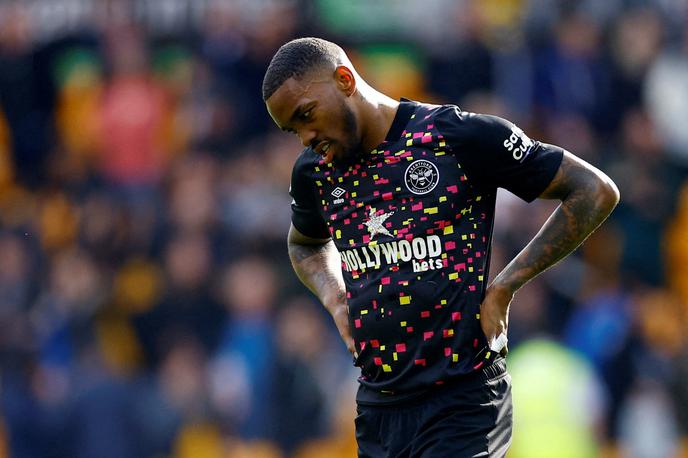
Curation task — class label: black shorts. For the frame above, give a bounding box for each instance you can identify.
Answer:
[355,360,513,458]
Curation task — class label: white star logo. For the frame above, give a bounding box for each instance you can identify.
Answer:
[364,208,395,239]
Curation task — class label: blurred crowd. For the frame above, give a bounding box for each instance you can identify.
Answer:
[0,0,687,457]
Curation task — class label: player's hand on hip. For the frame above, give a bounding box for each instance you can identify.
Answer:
[330,302,356,358]
[479,284,513,356]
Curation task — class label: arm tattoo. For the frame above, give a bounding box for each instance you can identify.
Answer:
[288,239,347,311]
[493,153,619,293]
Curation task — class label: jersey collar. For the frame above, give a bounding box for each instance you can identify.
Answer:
[384,98,418,142]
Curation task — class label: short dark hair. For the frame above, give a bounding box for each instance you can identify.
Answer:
[262,37,342,101]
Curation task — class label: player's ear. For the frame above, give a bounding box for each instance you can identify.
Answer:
[334,66,356,96]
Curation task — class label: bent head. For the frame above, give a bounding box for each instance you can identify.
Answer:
[263,37,363,165]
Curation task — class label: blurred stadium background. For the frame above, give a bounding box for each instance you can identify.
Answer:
[0,0,686,457]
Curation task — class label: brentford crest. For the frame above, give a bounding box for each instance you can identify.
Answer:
[405,159,439,195]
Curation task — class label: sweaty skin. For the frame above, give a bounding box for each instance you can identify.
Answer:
[270,68,620,357]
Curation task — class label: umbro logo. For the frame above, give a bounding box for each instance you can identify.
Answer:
[331,187,346,204]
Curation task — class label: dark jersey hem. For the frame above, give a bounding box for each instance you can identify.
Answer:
[356,357,507,406]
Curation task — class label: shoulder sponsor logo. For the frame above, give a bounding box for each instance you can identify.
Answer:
[404,160,439,195]
[503,126,534,161]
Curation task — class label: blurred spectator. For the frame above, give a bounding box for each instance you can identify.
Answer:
[97,25,169,187]
[70,376,144,458]
[134,231,224,366]
[37,191,79,252]
[534,11,614,134]
[54,47,103,179]
[608,7,663,129]
[508,339,605,458]
[269,297,331,453]
[32,248,106,372]
[608,108,681,285]
[672,347,688,441]
[158,337,209,421]
[217,135,293,245]
[78,191,131,263]
[0,4,55,187]
[645,27,688,164]
[167,154,219,234]
[210,256,278,439]
[295,388,358,458]
[0,233,36,362]
[666,182,688,304]
[132,336,210,458]
[564,287,634,438]
[617,380,681,458]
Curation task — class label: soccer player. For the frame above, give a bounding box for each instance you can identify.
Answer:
[262,38,619,457]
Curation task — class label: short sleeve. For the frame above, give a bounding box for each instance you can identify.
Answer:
[435,107,563,202]
[290,152,331,239]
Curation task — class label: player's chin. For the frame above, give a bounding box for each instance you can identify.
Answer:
[332,147,359,169]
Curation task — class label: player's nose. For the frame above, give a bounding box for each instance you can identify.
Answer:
[299,129,317,148]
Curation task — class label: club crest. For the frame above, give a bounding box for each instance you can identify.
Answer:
[404,160,439,195]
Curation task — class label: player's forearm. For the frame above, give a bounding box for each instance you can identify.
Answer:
[288,238,347,313]
[492,164,619,295]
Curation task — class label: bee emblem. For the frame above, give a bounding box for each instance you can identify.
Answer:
[405,160,439,195]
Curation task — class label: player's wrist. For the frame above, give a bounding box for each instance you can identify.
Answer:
[488,278,518,298]
[327,302,348,319]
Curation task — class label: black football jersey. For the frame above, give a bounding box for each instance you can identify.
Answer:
[289,99,563,404]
